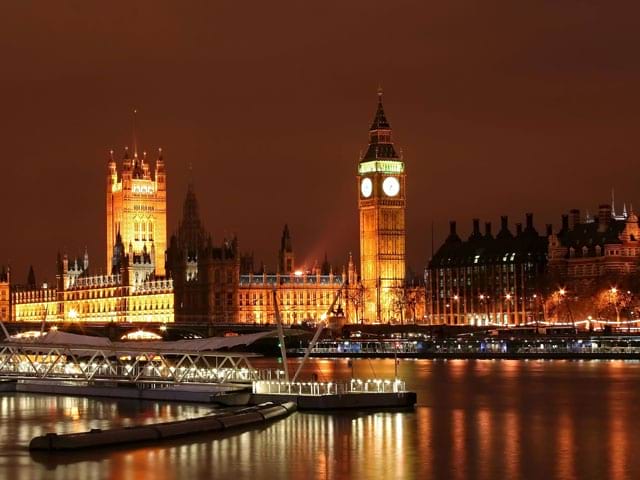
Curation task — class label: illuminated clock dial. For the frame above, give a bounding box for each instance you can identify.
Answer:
[361,177,373,198]
[382,177,400,197]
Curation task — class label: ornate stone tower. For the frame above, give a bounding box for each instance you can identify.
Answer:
[358,90,406,322]
[106,146,167,276]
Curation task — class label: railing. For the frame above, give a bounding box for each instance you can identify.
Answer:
[252,378,406,395]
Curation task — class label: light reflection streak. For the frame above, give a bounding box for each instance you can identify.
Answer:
[0,360,639,479]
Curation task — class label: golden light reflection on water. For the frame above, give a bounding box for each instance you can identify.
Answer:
[1,360,640,479]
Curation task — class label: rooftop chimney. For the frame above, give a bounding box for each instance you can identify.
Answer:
[516,223,523,236]
[472,218,480,236]
[526,213,534,230]
[449,221,457,236]
[569,209,580,230]
[501,216,508,230]
[546,224,553,236]
[598,204,612,232]
[561,214,569,232]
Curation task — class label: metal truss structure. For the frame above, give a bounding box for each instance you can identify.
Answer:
[0,341,262,385]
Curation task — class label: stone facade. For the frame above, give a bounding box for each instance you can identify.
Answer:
[358,90,407,322]
[106,146,167,276]
[11,247,173,324]
[548,204,640,292]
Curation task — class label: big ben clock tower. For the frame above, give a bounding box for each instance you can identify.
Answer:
[358,89,406,322]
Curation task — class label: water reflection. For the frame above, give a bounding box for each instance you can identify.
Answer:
[2,360,640,479]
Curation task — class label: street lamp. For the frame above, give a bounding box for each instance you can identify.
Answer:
[556,288,566,324]
[504,293,512,326]
[479,294,490,325]
[453,295,460,325]
[609,287,621,325]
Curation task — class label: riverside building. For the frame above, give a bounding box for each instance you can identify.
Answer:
[357,89,407,322]
[548,203,640,292]
[426,215,549,326]
[11,146,174,324]
[9,93,423,325]
[166,184,357,324]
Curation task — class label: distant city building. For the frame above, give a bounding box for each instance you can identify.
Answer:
[427,215,549,325]
[358,89,407,321]
[548,203,640,292]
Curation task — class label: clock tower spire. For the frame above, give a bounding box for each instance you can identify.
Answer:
[358,89,406,322]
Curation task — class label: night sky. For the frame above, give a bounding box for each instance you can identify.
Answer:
[2,1,640,283]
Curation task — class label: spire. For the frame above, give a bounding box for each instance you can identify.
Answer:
[623,203,628,218]
[628,203,638,223]
[279,225,294,273]
[321,252,331,275]
[612,188,616,217]
[177,182,206,253]
[362,88,398,161]
[371,86,390,130]
[132,108,139,157]
[280,224,292,253]
[27,265,36,289]
[585,209,592,223]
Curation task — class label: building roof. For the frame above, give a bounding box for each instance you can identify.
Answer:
[557,219,625,249]
[362,91,398,161]
[429,218,548,268]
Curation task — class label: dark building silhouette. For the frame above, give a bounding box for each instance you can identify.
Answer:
[427,214,549,325]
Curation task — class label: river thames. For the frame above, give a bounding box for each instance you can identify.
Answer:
[2,358,640,480]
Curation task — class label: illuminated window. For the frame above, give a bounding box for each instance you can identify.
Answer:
[142,222,147,241]
[134,222,140,241]
[148,221,154,241]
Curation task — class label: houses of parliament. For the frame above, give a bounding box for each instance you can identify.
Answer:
[4,92,421,325]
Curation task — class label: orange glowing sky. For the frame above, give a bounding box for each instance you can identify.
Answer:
[1,1,640,282]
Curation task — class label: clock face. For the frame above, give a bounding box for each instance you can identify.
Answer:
[360,177,373,198]
[382,176,400,197]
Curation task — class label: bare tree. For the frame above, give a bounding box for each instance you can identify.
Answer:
[390,285,425,324]
[344,283,365,324]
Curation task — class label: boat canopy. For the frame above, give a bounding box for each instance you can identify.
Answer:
[6,330,275,353]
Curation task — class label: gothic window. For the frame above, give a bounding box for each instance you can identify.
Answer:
[148,221,154,241]
[134,221,140,241]
[141,222,147,241]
